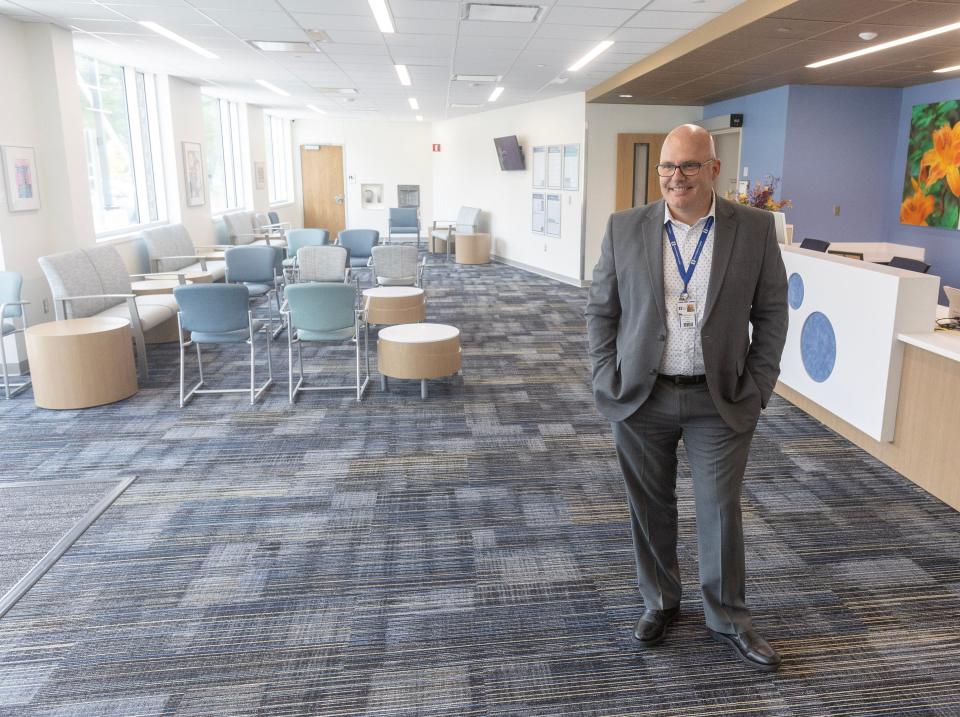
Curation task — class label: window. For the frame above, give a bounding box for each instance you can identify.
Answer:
[203,96,246,214]
[265,114,292,204]
[77,55,167,236]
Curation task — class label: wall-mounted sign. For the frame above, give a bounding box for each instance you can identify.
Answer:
[432,143,441,152]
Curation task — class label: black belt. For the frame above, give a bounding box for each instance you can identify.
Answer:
[659,374,707,385]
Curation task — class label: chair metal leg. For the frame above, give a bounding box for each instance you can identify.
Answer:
[1,333,10,399]
[381,374,387,391]
[249,331,256,404]
[179,340,186,408]
[288,326,294,403]
[421,379,428,400]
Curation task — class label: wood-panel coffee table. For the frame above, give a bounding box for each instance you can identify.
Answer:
[378,323,460,399]
[363,287,426,325]
[25,317,138,409]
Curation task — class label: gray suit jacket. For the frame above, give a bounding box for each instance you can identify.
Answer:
[585,196,788,433]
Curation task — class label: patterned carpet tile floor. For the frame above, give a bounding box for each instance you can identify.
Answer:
[1,262,958,716]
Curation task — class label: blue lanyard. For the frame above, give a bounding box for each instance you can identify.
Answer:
[665,216,714,298]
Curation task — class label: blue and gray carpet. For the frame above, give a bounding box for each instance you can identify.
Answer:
[1,262,958,716]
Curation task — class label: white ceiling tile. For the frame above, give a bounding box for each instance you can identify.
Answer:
[536,24,613,40]
[226,26,308,41]
[625,10,720,29]
[106,6,214,24]
[645,0,743,11]
[459,20,538,38]
[391,53,451,66]
[390,0,461,20]
[277,0,369,13]
[385,33,454,49]
[68,19,147,34]
[202,9,299,27]
[457,34,527,50]
[545,6,637,26]
[321,44,390,57]
[611,26,686,43]
[394,17,458,34]
[16,1,122,20]
[388,43,451,58]
[289,13,379,31]
[324,29,386,44]
[190,0,284,9]
[554,0,651,6]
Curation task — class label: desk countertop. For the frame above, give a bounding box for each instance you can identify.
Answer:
[898,330,960,363]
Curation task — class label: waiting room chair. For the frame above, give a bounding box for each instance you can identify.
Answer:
[283,228,330,278]
[225,245,284,336]
[338,229,380,273]
[369,245,425,288]
[142,224,227,281]
[0,271,31,399]
[799,238,830,252]
[388,208,421,248]
[282,282,370,403]
[173,284,273,407]
[431,206,480,259]
[296,245,352,285]
[888,256,931,274]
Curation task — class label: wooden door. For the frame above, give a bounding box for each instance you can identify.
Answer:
[615,133,667,212]
[300,144,345,234]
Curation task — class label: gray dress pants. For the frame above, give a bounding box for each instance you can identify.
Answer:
[611,376,756,635]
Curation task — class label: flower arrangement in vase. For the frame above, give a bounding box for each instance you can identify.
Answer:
[735,176,792,212]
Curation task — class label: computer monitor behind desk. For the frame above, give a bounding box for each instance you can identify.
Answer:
[828,249,864,260]
[945,286,960,318]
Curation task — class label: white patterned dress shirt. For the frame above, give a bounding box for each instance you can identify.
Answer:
[659,194,716,376]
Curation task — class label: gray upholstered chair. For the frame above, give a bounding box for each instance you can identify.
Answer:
[388,207,420,247]
[173,283,273,406]
[337,229,379,270]
[38,245,179,379]
[297,246,351,284]
[369,245,425,288]
[283,228,330,278]
[0,271,31,399]
[221,210,283,247]
[282,282,369,403]
[431,206,480,258]
[142,224,226,281]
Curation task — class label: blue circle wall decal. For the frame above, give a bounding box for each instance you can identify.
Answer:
[788,273,804,310]
[801,311,836,383]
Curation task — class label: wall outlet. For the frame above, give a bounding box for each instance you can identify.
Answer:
[833,205,841,216]
[742,166,749,177]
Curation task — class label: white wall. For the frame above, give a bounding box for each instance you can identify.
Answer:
[247,105,269,213]
[432,93,587,283]
[583,103,703,280]
[166,78,214,251]
[291,118,433,238]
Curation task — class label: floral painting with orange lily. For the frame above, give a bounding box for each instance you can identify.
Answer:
[901,100,960,228]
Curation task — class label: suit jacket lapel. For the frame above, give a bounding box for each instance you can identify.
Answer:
[702,197,737,326]
[641,200,667,326]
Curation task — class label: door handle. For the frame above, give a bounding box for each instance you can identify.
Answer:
[334,194,344,205]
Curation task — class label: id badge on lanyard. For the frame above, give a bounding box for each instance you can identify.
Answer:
[665,216,713,330]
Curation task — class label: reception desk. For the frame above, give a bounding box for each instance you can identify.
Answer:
[774,246,959,510]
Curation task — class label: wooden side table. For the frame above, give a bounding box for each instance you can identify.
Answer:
[363,287,426,325]
[25,317,138,409]
[378,323,460,399]
[455,232,491,264]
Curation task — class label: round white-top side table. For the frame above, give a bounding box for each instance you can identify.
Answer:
[363,286,426,325]
[25,317,138,409]
[378,322,461,399]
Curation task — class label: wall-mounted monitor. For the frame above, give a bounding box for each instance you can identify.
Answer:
[494,135,525,171]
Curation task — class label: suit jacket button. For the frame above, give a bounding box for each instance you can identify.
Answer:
[658,334,665,341]
[648,369,657,375]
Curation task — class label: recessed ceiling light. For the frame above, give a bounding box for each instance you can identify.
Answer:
[416,115,423,121]
[858,31,879,41]
[395,64,411,86]
[249,40,315,52]
[367,0,395,33]
[306,30,331,43]
[488,86,504,102]
[453,74,499,82]
[808,21,960,68]
[256,79,291,97]
[567,40,613,72]
[619,94,633,98]
[139,21,218,59]
[934,63,960,73]
[306,104,325,114]
[408,97,419,110]
[465,3,541,22]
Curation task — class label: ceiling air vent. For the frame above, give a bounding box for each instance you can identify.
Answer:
[464,3,542,22]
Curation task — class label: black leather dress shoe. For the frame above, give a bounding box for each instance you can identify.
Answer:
[709,629,781,672]
[633,607,680,646]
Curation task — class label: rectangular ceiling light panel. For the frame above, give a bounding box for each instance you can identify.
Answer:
[249,40,316,52]
[453,74,499,82]
[465,3,541,23]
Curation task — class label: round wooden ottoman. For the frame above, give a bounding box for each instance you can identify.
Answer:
[454,232,491,264]
[378,323,460,399]
[25,317,138,409]
[363,287,426,325]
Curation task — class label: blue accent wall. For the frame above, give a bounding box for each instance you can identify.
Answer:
[888,77,960,301]
[705,86,789,186]
[782,85,901,248]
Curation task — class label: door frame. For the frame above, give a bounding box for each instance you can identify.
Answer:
[709,127,742,200]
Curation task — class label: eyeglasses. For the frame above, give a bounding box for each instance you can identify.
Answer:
[656,159,716,177]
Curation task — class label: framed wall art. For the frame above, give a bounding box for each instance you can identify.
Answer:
[182,141,205,207]
[1,145,41,212]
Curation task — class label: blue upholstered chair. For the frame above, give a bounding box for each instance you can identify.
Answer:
[388,208,420,248]
[0,272,31,399]
[799,238,830,252]
[173,284,273,406]
[283,228,330,277]
[888,256,930,274]
[225,245,284,336]
[337,229,380,271]
[281,282,370,403]
[370,245,425,288]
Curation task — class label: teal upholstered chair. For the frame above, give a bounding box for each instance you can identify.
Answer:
[388,208,420,248]
[281,282,369,403]
[337,229,379,270]
[225,245,284,336]
[0,271,31,399]
[283,228,330,278]
[173,284,273,406]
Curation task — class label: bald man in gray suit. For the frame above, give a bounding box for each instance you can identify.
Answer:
[585,124,788,672]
